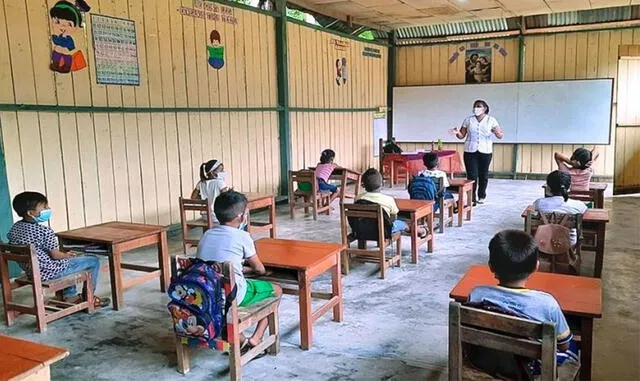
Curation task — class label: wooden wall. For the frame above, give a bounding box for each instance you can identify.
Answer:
[287,23,387,171]
[0,0,279,231]
[395,28,640,179]
[615,47,640,192]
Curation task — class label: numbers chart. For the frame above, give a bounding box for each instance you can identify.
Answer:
[91,14,140,86]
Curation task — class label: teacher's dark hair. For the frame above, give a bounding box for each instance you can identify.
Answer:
[473,99,489,114]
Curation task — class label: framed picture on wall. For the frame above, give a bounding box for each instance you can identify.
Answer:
[91,14,140,85]
[465,48,492,84]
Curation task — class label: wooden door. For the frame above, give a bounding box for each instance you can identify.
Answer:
[614,46,640,194]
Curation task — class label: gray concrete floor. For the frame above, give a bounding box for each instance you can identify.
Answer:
[1,180,638,381]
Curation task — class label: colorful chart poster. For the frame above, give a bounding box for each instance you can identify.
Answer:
[91,14,140,85]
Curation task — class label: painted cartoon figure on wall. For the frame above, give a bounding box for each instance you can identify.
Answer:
[49,0,90,73]
[335,57,348,86]
[335,59,342,86]
[208,30,225,70]
[341,57,348,84]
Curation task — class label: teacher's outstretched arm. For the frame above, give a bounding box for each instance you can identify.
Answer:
[448,124,468,140]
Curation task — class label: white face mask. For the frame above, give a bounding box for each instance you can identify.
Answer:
[473,107,485,116]
[216,172,227,181]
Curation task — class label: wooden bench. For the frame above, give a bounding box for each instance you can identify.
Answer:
[0,243,94,332]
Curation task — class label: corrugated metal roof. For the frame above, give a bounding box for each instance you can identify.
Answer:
[529,6,639,28]
[396,18,509,39]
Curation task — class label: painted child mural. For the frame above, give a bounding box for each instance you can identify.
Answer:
[208,30,224,70]
[49,0,90,73]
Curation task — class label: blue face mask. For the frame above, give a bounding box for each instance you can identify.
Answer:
[238,213,248,231]
[33,209,52,223]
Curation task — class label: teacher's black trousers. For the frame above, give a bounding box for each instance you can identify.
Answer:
[463,151,493,200]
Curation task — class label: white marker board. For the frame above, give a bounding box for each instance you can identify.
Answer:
[393,79,613,144]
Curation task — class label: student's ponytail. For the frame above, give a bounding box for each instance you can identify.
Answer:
[560,184,569,202]
[199,162,209,182]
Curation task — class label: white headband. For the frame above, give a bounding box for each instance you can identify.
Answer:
[208,161,222,173]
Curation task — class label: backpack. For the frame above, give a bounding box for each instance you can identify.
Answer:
[408,174,440,212]
[167,258,236,349]
[348,199,392,241]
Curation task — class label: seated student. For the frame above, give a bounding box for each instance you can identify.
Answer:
[7,192,110,308]
[357,168,427,238]
[418,152,454,200]
[314,149,340,195]
[469,230,579,374]
[534,171,587,246]
[383,137,403,154]
[197,191,282,353]
[191,159,230,223]
[554,147,599,191]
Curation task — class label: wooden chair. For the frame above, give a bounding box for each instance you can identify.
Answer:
[449,302,580,381]
[0,243,94,333]
[179,197,214,253]
[433,177,455,233]
[525,212,583,275]
[340,202,401,279]
[172,256,280,381]
[379,138,408,188]
[288,170,332,220]
[543,185,598,208]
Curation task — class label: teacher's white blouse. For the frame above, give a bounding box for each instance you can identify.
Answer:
[461,115,500,154]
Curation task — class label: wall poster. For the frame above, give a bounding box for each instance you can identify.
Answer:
[91,14,140,85]
[49,0,90,74]
[465,48,492,84]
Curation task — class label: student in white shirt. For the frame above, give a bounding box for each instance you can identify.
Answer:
[449,100,504,205]
[190,159,230,223]
[534,170,587,246]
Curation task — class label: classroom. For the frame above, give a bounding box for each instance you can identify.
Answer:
[0,0,638,380]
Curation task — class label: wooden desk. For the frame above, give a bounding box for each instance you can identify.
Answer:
[309,167,361,200]
[450,265,602,381]
[521,206,610,278]
[0,334,68,381]
[383,150,462,178]
[245,193,276,238]
[542,182,608,209]
[254,238,343,350]
[396,199,434,263]
[449,179,474,226]
[57,222,169,310]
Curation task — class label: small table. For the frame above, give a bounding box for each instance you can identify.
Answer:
[449,179,474,226]
[57,222,170,310]
[245,193,276,238]
[396,199,434,263]
[450,265,602,381]
[255,238,343,350]
[584,182,607,209]
[521,206,610,278]
[383,150,463,180]
[0,334,69,381]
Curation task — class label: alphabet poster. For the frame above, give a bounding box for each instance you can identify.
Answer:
[49,0,90,73]
[91,14,140,85]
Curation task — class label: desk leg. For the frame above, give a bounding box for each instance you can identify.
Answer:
[298,270,312,350]
[411,212,418,264]
[597,191,604,209]
[269,199,276,238]
[457,188,464,227]
[332,255,343,322]
[427,210,434,253]
[109,245,124,311]
[581,317,594,381]
[158,231,170,292]
[466,187,473,221]
[594,225,605,278]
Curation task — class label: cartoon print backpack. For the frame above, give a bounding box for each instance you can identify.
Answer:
[167,258,236,349]
[408,174,439,212]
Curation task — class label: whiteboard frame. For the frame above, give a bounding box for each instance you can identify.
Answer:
[392,78,614,145]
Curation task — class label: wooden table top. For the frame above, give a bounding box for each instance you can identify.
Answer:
[395,199,434,212]
[450,265,602,318]
[449,178,474,187]
[256,238,344,270]
[57,221,166,244]
[588,182,608,190]
[521,205,610,223]
[244,193,275,202]
[0,334,68,380]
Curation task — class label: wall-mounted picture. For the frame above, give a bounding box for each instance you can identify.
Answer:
[91,14,140,85]
[49,0,90,73]
[465,48,491,84]
[207,30,224,70]
[335,57,347,86]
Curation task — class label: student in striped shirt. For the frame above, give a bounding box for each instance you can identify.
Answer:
[315,149,340,195]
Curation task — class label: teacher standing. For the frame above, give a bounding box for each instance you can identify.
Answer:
[449,100,504,205]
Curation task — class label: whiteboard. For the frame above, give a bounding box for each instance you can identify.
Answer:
[373,117,387,157]
[393,79,613,144]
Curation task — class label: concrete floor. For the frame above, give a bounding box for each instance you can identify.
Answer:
[1,179,638,381]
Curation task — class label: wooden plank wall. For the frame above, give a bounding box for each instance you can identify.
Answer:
[615,45,640,192]
[395,28,640,179]
[287,23,387,172]
[0,0,278,231]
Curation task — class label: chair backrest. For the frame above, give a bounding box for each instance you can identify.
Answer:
[289,169,318,194]
[0,243,39,282]
[449,301,557,381]
[340,201,391,244]
[179,197,214,227]
[525,211,583,244]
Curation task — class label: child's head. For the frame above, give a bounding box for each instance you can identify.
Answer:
[479,56,488,65]
[362,168,383,192]
[199,160,224,181]
[13,191,50,221]
[210,30,221,45]
[489,230,539,283]
[546,170,571,201]
[50,1,83,34]
[423,152,439,170]
[319,149,335,164]
[213,191,248,227]
[570,148,592,170]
